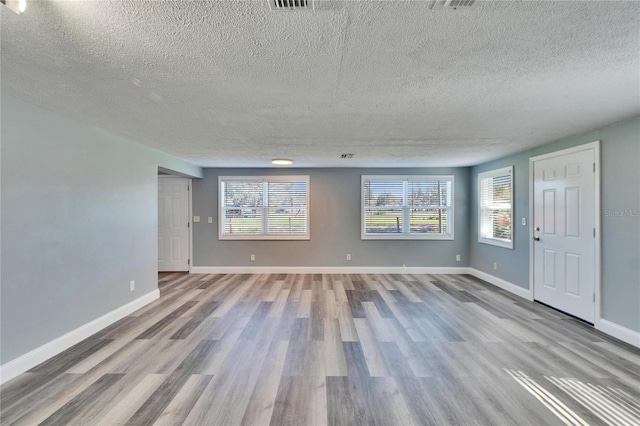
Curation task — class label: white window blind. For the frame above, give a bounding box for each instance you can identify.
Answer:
[361,175,454,240]
[219,176,309,240]
[478,166,513,249]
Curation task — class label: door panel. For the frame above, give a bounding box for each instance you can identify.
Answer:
[566,253,580,296]
[565,187,580,237]
[533,148,595,323]
[543,250,556,288]
[158,177,190,272]
[543,189,556,234]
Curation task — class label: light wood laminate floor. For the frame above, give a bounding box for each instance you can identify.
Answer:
[2,273,639,425]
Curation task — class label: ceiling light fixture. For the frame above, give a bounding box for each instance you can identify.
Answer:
[272,158,293,165]
[1,0,26,14]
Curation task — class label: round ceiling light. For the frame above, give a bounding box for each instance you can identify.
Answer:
[271,158,293,165]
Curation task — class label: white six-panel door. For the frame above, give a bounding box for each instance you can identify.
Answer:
[532,147,596,323]
[158,177,190,272]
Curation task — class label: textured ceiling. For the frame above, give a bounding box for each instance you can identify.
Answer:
[2,0,639,167]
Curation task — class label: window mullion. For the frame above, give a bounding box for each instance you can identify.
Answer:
[478,167,513,248]
[262,181,269,235]
[403,180,409,235]
[361,175,453,240]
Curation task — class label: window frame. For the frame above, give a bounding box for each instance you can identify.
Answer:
[218,175,310,241]
[361,175,455,240]
[478,166,514,249]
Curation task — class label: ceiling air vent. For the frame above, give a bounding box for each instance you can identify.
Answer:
[269,0,313,11]
[432,0,478,10]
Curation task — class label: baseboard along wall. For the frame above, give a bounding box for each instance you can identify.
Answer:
[0,290,160,385]
[3,266,637,385]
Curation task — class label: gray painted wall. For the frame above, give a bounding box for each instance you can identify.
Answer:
[1,96,201,364]
[2,92,636,366]
[193,168,470,268]
[470,117,640,332]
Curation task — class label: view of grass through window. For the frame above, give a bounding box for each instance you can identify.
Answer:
[362,176,454,239]
[479,166,513,248]
[220,177,309,240]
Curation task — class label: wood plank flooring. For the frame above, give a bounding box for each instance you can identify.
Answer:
[2,273,639,425]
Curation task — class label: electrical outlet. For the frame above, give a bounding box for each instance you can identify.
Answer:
[193,216,200,223]
[346,253,351,261]
[522,217,527,226]
[493,262,498,270]
[456,254,461,262]
[250,254,255,261]
[208,217,213,223]
[129,280,135,291]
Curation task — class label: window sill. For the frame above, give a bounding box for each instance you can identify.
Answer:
[219,234,310,241]
[361,234,454,241]
[479,237,513,249]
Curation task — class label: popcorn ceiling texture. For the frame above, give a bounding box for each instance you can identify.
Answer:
[1,0,639,167]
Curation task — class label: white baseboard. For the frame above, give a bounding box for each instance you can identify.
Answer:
[0,289,160,385]
[191,267,535,303]
[190,266,470,275]
[467,270,639,348]
[596,319,640,348]
[467,268,532,300]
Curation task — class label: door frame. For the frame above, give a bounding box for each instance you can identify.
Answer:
[158,175,193,273]
[528,140,601,325]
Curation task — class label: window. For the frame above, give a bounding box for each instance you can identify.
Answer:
[219,176,309,240]
[478,166,513,248]
[361,175,454,240]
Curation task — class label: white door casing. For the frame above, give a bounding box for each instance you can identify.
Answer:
[158,177,190,272]
[531,143,599,323]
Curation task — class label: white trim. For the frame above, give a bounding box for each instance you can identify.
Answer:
[188,178,193,273]
[191,266,470,275]
[468,268,532,300]
[596,319,640,348]
[529,141,601,326]
[593,142,602,327]
[529,156,536,308]
[218,175,310,241]
[360,234,454,241]
[361,174,455,240]
[193,267,637,347]
[0,290,160,385]
[529,141,600,163]
[158,176,191,272]
[478,166,514,249]
[190,266,532,302]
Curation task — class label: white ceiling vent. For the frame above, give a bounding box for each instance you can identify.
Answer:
[269,0,314,11]
[432,0,478,10]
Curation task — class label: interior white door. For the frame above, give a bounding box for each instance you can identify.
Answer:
[533,148,596,323]
[158,177,190,272]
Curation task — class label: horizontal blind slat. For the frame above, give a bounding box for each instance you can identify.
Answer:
[479,169,512,241]
[221,177,308,237]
